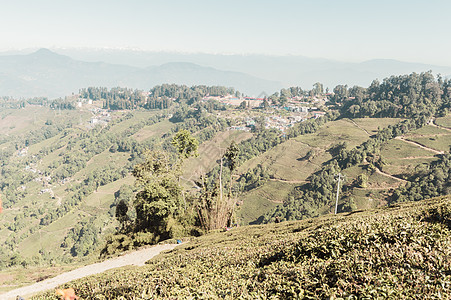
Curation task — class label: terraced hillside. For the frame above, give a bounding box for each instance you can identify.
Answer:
[0,104,177,269]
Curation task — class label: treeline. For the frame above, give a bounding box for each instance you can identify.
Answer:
[79,87,147,110]
[150,84,236,99]
[335,72,450,118]
[144,84,236,110]
[0,96,50,109]
[79,84,238,111]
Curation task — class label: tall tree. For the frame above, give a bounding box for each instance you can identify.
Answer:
[171,129,199,159]
[313,82,324,96]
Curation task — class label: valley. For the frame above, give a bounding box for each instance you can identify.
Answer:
[0,72,450,297]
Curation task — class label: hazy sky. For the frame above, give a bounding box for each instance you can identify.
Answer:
[1,0,451,65]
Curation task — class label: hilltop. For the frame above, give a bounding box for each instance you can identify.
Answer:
[31,194,451,299]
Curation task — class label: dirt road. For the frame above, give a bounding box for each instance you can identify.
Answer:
[1,243,179,300]
[394,136,444,155]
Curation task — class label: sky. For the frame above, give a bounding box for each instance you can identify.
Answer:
[1,0,451,66]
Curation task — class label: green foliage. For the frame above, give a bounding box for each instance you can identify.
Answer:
[81,84,237,111]
[132,151,184,235]
[341,196,357,212]
[355,173,368,188]
[171,129,199,159]
[106,131,202,254]
[224,141,239,173]
[64,219,101,257]
[341,71,449,118]
[239,164,270,191]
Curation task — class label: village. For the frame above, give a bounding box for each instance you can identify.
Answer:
[202,94,328,132]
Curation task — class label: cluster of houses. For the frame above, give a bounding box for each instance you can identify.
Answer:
[89,108,111,127]
[25,165,52,185]
[228,110,326,132]
[227,106,326,132]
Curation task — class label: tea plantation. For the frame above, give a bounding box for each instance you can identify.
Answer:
[33,194,451,299]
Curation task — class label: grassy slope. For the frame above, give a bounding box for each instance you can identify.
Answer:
[339,123,450,208]
[131,119,175,142]
[32,195,451,299]
[403,125,451,152]
[236,118,404,224]
[436,114,451,129]
[1,107,450,293]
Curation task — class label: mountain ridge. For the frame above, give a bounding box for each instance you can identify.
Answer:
[50,48,451,86]
[3,48,451,98]
[0,49,282,98]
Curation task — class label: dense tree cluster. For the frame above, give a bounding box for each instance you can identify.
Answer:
[80,84,237,111]
[111,133,201,246]
[337,72,450,118]
[62,218,101,257]
[239,164,270,191]
[392,152,450,203]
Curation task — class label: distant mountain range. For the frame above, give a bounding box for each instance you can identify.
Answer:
[56,48,451,86]
[1,48,451,98]
[0,49,281,98]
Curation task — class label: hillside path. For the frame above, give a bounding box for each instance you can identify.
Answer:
[1,243,179,300]
[431,118,451,132]
[348,119,371,135]
[394,136,444,155]
[375,168,408,184]
[269,178,309,184]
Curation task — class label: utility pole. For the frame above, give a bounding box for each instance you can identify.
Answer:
[219,156,223,204]
[334,173,345,214]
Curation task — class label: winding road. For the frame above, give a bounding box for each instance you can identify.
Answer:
[1,243,179,300]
